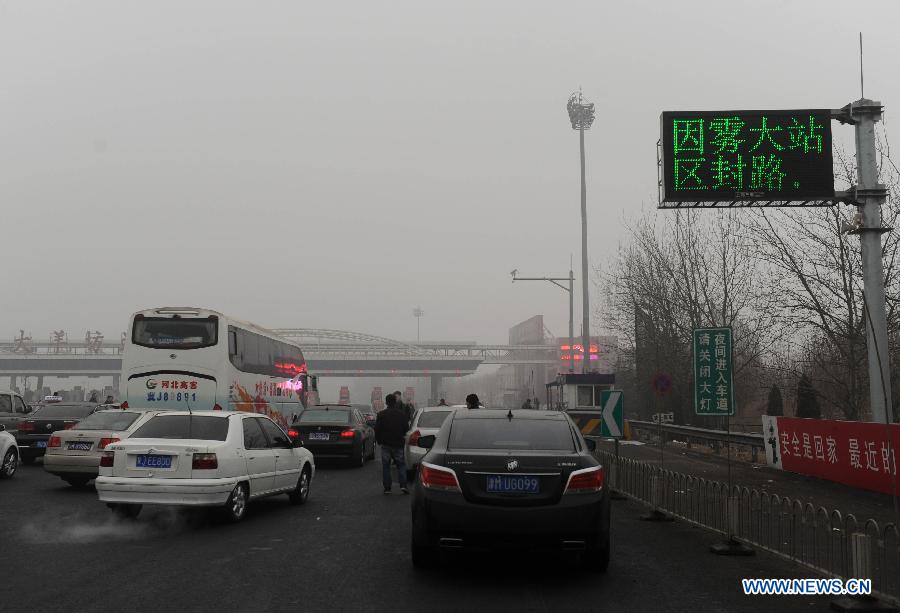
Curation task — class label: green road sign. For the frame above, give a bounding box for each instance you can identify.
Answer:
[599,390,624,438]
[693,327,735,416]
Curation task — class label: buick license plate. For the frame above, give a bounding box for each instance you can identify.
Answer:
[136,454,173,469]
[67,442,92,451]
[486,475,540,494]
[309,432,329,441]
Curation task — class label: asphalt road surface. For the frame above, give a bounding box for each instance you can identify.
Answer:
[2,457,833,613]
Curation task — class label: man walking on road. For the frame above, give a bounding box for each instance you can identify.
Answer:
[375,393,409,495]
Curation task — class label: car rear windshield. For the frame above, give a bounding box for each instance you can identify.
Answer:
[131,415,229,441]
[30,405,97,419]
[298,409,351,424]
[73,411,141,431]
[417,410,451,428]
[449,418,575,451]
[132,316,218,349]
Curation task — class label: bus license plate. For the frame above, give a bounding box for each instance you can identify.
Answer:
[136,455,173,469]
[486,475,539,494]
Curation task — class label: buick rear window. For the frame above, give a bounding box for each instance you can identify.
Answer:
[297,409,351,424]
[74,411,140,431]
[132,316,218,349]
[131,415,228,441]
[417,411,451,428]
[449,419,575,451]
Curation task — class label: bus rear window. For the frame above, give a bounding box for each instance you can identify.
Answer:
[132,317,218,349]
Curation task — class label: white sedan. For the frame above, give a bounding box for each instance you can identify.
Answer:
[95,411,315,522]
[0,425,18,479]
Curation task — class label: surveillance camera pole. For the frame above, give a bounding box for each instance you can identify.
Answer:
[512,270,575,371]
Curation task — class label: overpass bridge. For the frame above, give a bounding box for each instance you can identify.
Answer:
[0,329,559,388]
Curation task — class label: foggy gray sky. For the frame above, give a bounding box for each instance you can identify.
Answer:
[2,0,899,344]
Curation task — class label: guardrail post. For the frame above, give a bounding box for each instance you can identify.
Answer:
[710,496,754,556]
[831,533,897,612]
[640,475,673,522]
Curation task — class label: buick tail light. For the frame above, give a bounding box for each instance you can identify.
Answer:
[98,437,120,450]
[99,451,114,467]
[564,466,605,494]
[420,462,461,492]
[192,453,218,470]
[340,430,355,439]
[48,436,62,448]
[408,430,421,446]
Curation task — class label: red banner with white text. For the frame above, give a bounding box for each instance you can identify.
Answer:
[762,416,900,495]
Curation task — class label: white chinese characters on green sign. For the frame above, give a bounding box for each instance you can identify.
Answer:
[693,327,735,416]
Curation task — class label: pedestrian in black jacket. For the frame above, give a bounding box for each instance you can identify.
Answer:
[375,394,409,494]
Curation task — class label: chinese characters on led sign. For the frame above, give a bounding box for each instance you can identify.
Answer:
[661,110,834,203]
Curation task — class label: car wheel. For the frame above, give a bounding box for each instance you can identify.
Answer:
[62,476,91,488]
[355,445,365,468]
[110,503,142,519]
[0,448,18,479]
[367,440,376,461]
[289,466,311,505]
[411,509,436,569]
[222,482,249,523]
[20,455,35,466]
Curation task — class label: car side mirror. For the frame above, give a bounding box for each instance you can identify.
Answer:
[584,438,597,452]
[418,435,436,449]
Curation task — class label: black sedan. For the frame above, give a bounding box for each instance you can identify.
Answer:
[410,409,610,571]
[290,405,375,466]
[15,403,104,464]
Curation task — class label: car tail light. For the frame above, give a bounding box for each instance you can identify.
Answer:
[99,451,115,467]
[564,466,605,494]
[18,421,34,432]
[63,422,76,430]
[340,429,355,439]
[287,429,299,439]
[98,437,120,450]
[419,462,461,492]
[120,401,129,409]
[192,453,218,470]
[48,436,62,448]
[212,404,223,411]
[409,430,421,446]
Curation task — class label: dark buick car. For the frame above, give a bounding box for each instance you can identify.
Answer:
[411,409,610,571]
[15,403,103,464]
[290,405,375,466]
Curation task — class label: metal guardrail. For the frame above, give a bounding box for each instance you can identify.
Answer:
[628,419,765,461]
[598,450,900,605]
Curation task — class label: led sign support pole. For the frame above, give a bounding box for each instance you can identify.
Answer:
[511,271,576,372]
[850,99,893,424]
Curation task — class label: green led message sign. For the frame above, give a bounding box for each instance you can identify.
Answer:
[660,110,834,204]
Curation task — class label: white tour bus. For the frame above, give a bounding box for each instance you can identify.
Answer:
[121,307,315,428]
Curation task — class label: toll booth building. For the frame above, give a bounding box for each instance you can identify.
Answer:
[546,373,616,437]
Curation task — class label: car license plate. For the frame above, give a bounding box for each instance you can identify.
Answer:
[486,475,540,494]
[309,432,329,441]
[136,454,173,469]
[35,441,47,449]
[67,442,92,451]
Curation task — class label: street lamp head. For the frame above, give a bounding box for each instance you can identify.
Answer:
[510,269,518,281]
[567,90,595,131]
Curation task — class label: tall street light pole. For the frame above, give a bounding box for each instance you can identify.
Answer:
[413,307,425,343]
[511,268,575,371]
[568,89,596,374]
